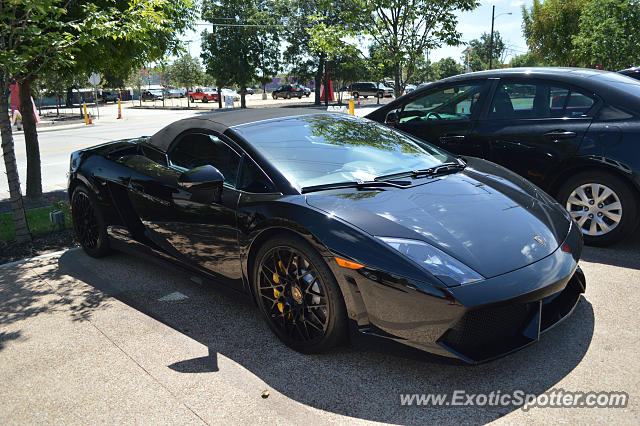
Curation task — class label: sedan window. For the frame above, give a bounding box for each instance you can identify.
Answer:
[490,82,595,120]
[401,84,485,123]
[168,133,241,187]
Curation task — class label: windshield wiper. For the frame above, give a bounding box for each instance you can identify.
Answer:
[374,159,466,182]
[301,179,410,194]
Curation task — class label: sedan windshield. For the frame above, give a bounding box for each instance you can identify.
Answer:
[233,114,452,190]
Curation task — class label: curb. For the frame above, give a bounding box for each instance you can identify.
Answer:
[13,122,89,135]
[0,247,80,269]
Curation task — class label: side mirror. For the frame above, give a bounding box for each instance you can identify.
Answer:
[385,111,399,126]
[179,165,224,203]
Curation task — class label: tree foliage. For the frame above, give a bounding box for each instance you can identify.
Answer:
[431,57,464,79]
[522,0,584,66]
[169,54,203,107]
[467,31,506,71]
[201,0,280,108]
[573,0,640,70]
[365,0,478,96]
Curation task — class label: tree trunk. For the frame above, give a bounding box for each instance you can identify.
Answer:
[66,87,73,107]
[19,76,43,202]
[0,89,31,243]
[240,91,246,108]
[394,61,402,98]
[315,54,325,105]
[217,86,222,109]
[56,94,60,116]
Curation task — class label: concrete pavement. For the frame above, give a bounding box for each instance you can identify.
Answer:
[0,238,638,424]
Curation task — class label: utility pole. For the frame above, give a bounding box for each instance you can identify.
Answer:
[489,5,495,70]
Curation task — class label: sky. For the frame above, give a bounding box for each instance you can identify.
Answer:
[179,0,533,66]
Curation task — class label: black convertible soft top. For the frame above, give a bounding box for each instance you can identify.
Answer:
[148,107,331,151]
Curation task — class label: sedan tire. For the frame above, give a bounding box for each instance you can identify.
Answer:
[558,171,638,246]
[252,234,348,353]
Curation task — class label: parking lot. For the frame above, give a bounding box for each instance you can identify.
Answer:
[0,230,638,424]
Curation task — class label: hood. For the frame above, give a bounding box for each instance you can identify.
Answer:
[305,158,571,279]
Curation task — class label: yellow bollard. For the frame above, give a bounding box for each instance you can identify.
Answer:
[83,103,89,125]
[117,99,122,119]
[348,97,355,115]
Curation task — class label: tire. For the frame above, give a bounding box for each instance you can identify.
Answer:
[557,171,638,246]
[252,234,348,353]
[71,184,112,258]
[298,94,302,99]
[202,96,208,103]
[272,93,278,100]
[363,95,368,99]
[352,92,359,99]
[189,96,194,103]
[377,91,383,98]
[286,93,291,99]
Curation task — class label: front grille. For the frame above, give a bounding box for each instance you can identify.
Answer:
[439,302,537,362]
[540,276,582,331]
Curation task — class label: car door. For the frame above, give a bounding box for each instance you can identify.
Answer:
[475,79,597,189]
[392,80,492,157]
[126,131,243,288]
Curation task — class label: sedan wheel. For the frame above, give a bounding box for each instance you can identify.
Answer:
[559,171,637,246]
[253,235,347,353]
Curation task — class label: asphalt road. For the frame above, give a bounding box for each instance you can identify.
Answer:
[1,103,381,201]
[0,237,638,424]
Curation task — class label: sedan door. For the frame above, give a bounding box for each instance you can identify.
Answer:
[126,131,243,288]
[474,79,597,189]
[391,81,492,157]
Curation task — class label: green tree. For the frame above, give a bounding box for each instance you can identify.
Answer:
[522,0,584,66]
[573,0,640,70]
[0,0,109,241]
[467,31,506,71]
[169,54,203,108]
[510,51,547,67]
[17,0,195,202]
[432,57,464,79]
[201,0,280,108]
[365,0,478,96]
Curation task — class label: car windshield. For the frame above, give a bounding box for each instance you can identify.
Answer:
[233,114,452,190]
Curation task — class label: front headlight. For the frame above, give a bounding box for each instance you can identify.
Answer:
[377,237,484,286]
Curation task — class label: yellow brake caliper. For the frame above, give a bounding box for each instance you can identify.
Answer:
[273,260,286,313]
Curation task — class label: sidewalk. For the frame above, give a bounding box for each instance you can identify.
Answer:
[0,247,638,424]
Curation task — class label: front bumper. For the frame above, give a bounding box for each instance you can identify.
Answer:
[333,224,585,364]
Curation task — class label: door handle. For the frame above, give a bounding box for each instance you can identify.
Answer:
[439,135,466,143]
[544,130,577,141]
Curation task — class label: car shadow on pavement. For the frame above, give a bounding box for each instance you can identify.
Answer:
[55,249,594,424]
[580,226,640,270]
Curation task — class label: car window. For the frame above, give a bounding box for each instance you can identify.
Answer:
[490,82,595,120]
[401,83,485,123]
[168,133,241,187]
[238,157,276,193]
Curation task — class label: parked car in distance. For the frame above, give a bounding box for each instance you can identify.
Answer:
[221,88,240,101]
[98,91,119,103]
[351,82,393,99]
[238,88,255,95]
[141,89,164,101]
[368,67,640,246]
[272,85,303,99]
[165,89,184,99]
[404,84,417,95]
[189,87,219,103]
[295,85,311,97]
[618,66,640,81]
[67,108,585,363]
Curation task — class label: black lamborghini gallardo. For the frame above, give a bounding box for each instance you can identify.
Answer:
[68,108,585,363]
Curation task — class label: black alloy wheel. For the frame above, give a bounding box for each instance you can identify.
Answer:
[71,185,111,257]
[253,235,347,353]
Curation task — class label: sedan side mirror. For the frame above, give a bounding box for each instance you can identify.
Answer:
[179,164,224,203]
[385,111,399,126]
